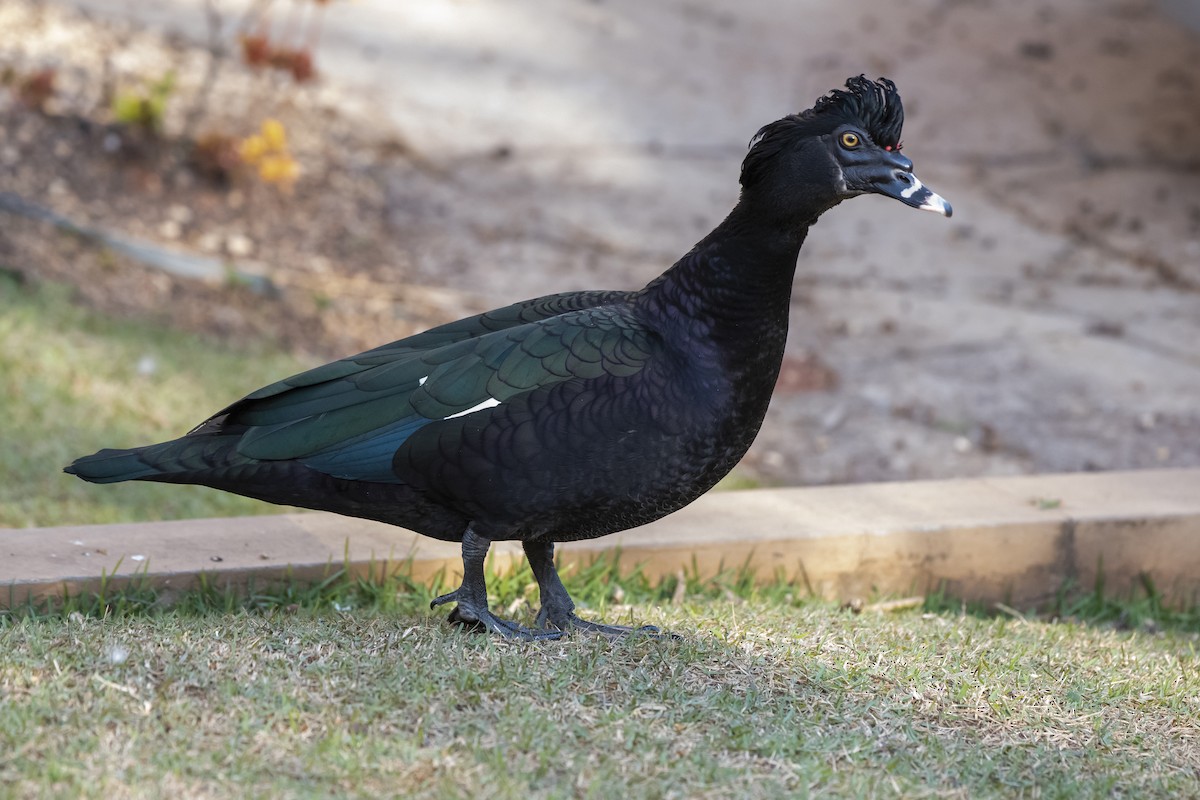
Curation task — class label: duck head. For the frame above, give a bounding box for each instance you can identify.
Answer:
[740,76,952,223]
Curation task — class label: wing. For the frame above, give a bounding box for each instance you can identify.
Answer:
[196,290,631,419]
[206,303,658,484]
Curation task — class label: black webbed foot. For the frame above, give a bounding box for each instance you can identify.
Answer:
[431,585,562,641]
[534,605,673,638]
[434,529,563,641]
[523,539,678,639]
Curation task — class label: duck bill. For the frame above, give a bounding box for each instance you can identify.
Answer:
[873,170,953,217]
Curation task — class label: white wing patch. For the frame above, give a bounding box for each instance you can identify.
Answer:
[444,397,501,420]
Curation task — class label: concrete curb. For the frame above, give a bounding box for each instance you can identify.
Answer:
[4,469,1198,609]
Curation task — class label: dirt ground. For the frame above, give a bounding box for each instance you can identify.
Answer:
[3,0,1199,487]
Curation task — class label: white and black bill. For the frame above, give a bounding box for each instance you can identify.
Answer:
[897,173,953,217]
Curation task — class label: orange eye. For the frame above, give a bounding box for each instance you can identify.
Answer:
[840,131,861,149]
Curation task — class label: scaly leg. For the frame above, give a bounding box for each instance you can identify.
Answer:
[523,539,665,637]
[430,526,563,641]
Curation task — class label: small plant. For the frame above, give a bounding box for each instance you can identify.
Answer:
[238,0,333,84]
[1031,496,1062,510]
[190,130,243,184]
[13,67,57,112]
[239,32,272,68]
[241,33,315,83]
[238,118,300,187]
[271,47,316,83]
[111,71,176,134]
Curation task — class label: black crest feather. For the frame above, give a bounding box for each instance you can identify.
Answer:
[741,76,905,188]
[809,76,904,148]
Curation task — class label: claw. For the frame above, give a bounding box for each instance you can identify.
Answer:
[539,610,678,639]
[448,603,563,641]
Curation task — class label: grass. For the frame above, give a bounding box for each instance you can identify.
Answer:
[1,559,1198,799]
[0,271,314,528]
[1,593,1197,797]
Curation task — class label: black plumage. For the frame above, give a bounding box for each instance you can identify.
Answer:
[67,76,951,639]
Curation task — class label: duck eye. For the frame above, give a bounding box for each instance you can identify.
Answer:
[840,132,861,149]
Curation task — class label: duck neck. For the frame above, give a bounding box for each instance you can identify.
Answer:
[641,201,811,369]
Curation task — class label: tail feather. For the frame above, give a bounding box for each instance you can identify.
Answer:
[64,447,161,484]
[65,435,247,485]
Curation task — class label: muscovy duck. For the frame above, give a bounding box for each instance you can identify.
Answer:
[67,76,951,639]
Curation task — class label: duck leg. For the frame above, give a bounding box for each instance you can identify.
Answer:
[430,526,563,641]
[523,539,664,637]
